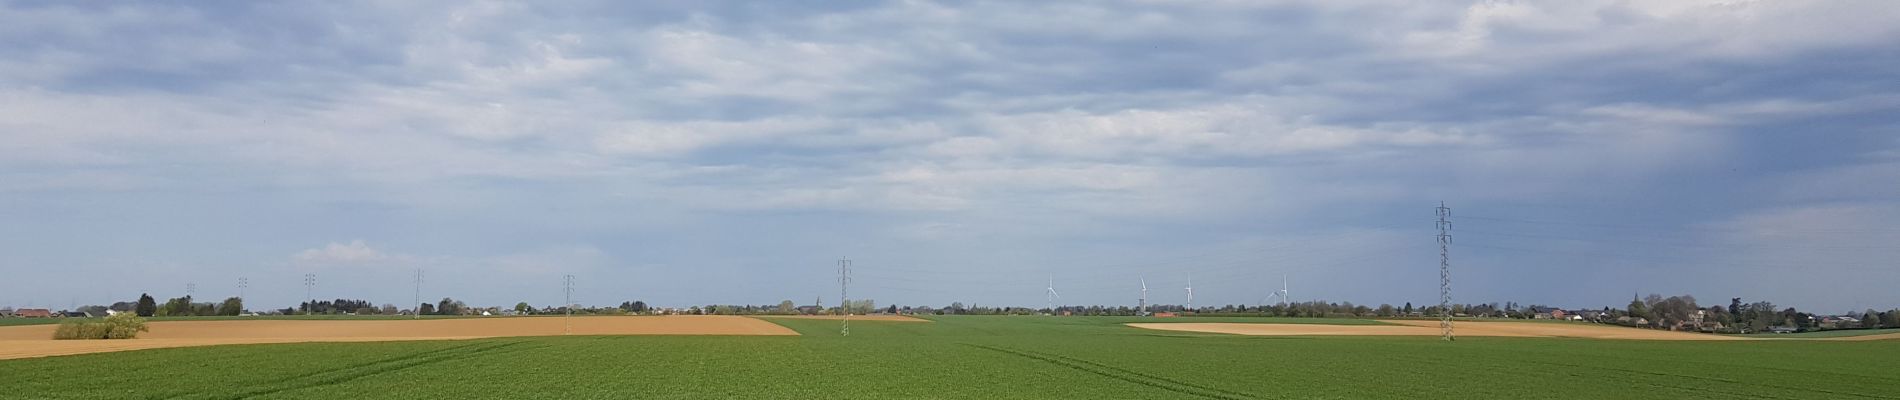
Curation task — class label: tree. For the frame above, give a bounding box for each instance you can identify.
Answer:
[629,301,648,313]
[777,300,796,314]
[217,297,244,316]
[1627,298,1649,320]
[516,302,533,314]
[417,303,436,315]
[135,294,157,317]
[380,304,398,315]
[1403,302,1413,315]
[436,298,464,315]
[160,296,194,317]
[1864,310,1882,329]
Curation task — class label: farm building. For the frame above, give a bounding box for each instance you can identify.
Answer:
[1530,306,1567,319]
[16,309,52,318]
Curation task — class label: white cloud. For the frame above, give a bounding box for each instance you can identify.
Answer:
[2,1,1897,311]
[292,240,392,265]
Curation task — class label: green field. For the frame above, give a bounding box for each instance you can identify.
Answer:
[3,316,1897,399]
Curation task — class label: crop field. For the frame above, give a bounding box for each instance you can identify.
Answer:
[1,316,1897,399]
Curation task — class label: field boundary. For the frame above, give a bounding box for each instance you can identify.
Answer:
[1128,321,1748,341]
[0,315,795,360]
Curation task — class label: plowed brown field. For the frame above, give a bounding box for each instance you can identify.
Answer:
[0,315,795,360]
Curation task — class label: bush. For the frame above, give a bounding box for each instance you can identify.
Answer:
[52,313,149,340]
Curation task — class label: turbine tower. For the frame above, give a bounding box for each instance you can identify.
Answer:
[1280,273,1289,308]
[1045,274,1061,315]
[1139,276,1149,316]
[1184,277,1194,312]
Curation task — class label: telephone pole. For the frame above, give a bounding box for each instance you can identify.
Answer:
[1437,201,1455,341]
[838,257,852,336]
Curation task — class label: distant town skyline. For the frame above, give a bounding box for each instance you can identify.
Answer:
[2,1,1898,313]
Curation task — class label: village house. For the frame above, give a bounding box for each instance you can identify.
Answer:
[1530,306,1567,319]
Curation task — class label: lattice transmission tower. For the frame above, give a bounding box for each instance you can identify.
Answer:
[1437,202,1454,341]
[838,257,852,336]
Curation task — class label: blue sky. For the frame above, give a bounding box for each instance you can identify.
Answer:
[2,1,1897,314]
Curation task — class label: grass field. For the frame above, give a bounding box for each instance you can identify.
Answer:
[1,316,1896,399]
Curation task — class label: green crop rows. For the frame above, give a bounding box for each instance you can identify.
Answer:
[2,316,1896,399]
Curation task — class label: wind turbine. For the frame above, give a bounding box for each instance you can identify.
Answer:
[1046,274,1061,315]
[1139,276,1149,316]
[1260,274,1289,309]
[1280,273,1289,307]
[1184,277,1194,313]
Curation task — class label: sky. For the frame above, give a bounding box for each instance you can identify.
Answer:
[2,1,1898,314]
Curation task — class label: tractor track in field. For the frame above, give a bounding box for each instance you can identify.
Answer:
[162,340,538,400]
[959,343,1263,400]
[1515,359,1899,400]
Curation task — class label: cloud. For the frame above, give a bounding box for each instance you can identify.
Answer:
[292,240,393,265]
[1,1,1897,311]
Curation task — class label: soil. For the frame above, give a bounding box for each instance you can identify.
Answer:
[0,315,796,360]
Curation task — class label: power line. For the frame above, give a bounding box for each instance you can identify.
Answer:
[1458,242,1900,273]
[1461,214,1900,234]
[1458,228,1900,251]
[851,244,1416,304]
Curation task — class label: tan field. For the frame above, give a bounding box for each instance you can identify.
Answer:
[1128,320,1746,341]
[0,315,796,360]
[1828,332,1900,341]
[753,315,930,322]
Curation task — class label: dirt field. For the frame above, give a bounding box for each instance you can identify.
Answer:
[753,315,930,322]
[1829,332,1900,341]
[1128,320,1746,341]
[0,315,796,360]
